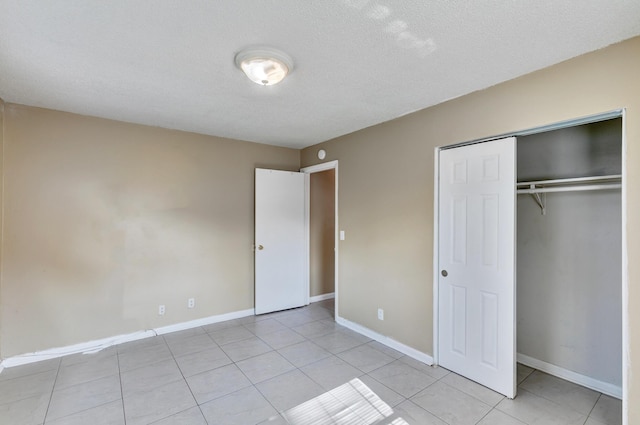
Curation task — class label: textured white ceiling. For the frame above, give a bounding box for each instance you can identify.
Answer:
[1,1,639,148]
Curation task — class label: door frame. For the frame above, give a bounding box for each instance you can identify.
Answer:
[432,110,627,410]
[301,160,339,319]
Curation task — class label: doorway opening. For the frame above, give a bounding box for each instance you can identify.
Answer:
[302,160,339,319]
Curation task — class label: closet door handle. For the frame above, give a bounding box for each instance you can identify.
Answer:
[441,270,448,277]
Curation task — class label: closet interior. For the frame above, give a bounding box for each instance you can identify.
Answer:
[515,117,622,398]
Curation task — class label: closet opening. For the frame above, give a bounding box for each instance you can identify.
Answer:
[516,117,622,398]
[433,110,626,405]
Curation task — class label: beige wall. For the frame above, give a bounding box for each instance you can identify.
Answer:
[301,36,640,422]
[310,169,335,297]
[0,104,300,358]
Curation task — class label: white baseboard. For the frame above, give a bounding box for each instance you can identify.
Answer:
[154,308,254,336]
[310,292,335,303]
[336,315,434,366]
[0,308,255,369]
[517,353,622,399]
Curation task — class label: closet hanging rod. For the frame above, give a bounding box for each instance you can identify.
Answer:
[517,183,621,195]
[517,174,621,188]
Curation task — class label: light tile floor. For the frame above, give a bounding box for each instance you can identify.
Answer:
[0,299,622,425]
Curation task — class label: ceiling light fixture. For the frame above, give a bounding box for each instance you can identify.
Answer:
[234,47,293,86]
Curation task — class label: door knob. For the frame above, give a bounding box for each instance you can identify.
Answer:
[441,270,448,277]
[257,245,264,250]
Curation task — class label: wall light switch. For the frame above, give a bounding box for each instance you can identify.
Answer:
[340,230,345,241]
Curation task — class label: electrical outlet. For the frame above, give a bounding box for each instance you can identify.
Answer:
[158,305,165,316]
[377,308,384,320]
[188,298,195,309]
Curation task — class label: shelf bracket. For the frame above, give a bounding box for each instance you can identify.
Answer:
[529,184,546,215]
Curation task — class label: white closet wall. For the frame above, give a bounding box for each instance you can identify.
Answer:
[516,119,622,391]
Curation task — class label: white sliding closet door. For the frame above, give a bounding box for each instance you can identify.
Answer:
[438,137,516,398]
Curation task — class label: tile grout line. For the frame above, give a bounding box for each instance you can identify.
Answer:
[41,358,62,424]
[586,393,603,424]
[116,350,127,425]
[167,341,211,425]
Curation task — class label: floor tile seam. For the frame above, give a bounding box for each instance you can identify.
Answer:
[295,354,367,391]
[121,374,186,400]
[407,386,487,425]
[171,345,226,363]
[395,357,446,380]
[273,317,319,329]
[180,356,246,381]
[116,350,130,425]
[57,357,119,376]
[53,370,122,392]
[321,338,371,356]
[253,381,289,419]
[296,363,331,392]
[241,325,284,337]
[367,357,431,378]
[473,406,497,425]
[0,371,46,383]
[290,328,337,340]
[360,342,403,361]
[169,351,210,425]
[288,326,324,341]
[41,357,64,424]
[361,373,411,409]
[116,340,169,355]
[160,326,208,341]
[193,379,255,409]
[212,334,257,347]
[119,353,177,376]
[252,335,299,352]
[274,337,328,356]
[0,381,58,407]
[166,343,220,360]
[243,360,298,386]
[227,353,276,390]
[189,381,255,408]
[585,393,603,421]
[164,333,218,351]
[219,335,277,356]
[426,379,493,409]
[117,347,173,363]
[335,351,385,374]
[516,384,600,417]
[440,376,505,407]
[494,387,563,419]
[0,365,60,388]
[483,407,528,425]
[201,324,238,334]
[225,351,275,365]
[291,350,341,372]
[43,398,123,425]
[518,368,536,384]
[144,405,200,425]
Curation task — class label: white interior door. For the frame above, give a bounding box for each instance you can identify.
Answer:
[438,137,516,398]
[255,168,308,315]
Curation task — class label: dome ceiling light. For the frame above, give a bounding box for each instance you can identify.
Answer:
[234,47,293,86]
